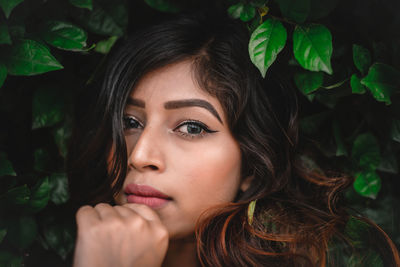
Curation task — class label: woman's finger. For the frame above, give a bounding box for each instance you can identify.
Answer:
[122,203,162,222]
[76,205,101,228]
[113,205,138,218]
[94,203,121,220]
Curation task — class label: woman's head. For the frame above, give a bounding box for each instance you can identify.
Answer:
[68,10,298,239]
[113,59,248,239]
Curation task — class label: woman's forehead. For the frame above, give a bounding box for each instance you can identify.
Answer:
[128,60,226,120]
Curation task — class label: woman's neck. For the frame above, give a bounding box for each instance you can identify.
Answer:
[162,236,199,267]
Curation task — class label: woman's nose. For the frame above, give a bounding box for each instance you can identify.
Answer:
[127,126,166,172]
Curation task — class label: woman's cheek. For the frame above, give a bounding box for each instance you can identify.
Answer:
[180,146,241,204]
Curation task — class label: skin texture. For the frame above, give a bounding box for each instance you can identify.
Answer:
[74,60,248,267]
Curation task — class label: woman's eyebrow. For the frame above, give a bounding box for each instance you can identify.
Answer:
[126,97,223,125]
[164,99,223,124]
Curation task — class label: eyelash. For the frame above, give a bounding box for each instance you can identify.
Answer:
[122,115,217,139]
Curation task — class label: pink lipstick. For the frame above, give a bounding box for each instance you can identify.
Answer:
[125,184,171,209]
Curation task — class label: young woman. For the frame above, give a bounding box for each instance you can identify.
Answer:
[67,11,400,267]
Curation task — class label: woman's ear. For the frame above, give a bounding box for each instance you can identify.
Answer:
[240,175,254,192]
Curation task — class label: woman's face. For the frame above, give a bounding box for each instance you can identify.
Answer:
[113,60,247,239]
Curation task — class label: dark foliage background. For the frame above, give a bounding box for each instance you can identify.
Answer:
[0,0,399,266]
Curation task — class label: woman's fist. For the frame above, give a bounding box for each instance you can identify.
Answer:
[73,203,169,267]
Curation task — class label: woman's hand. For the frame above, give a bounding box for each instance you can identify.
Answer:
[73,203,169,267]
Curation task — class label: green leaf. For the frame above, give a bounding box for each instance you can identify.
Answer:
[69,0,92,10]
[0,0,23,18]
[8,24,25,39]
[94,35,118,54]
[322,78,348,89]
[294,70,323,94]
[299,111,331,135]
[344,216,370,248]
[275,0,310,23]
[249,18,287,77]
[76,0,128,36]
[28,177,50,213]
[228,3,256,22]
[333,120,348,156]
[391,119,400,143]
[49,173,70,205]
[43,223,75,260]
[348,249,384,267]
[0,24,12,45]
[361,63,400,105]
[53,123,72,158]
[298,154,324,174]
[0,227,6,243]
[1,185,30,205]
[350,74,366,94]
[0,152,16,176]
[293,24,333,74]
[351,133,380,171]
[353,171,381,199]
[353,44,371,75]
[34,148,52,172]
[377,148,398,174]
[32,86,65,129]
[144,0,180,13]
[0,251,22,266]
[7,215,38,249]
[247,199,257,225]
[0,63,7,88]
[41,21,88,51]
[5,39,63,76]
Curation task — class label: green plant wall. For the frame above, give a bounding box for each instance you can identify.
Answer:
[0,0,399,265]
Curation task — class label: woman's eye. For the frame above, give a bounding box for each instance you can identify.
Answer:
[175,120,217,139]
[123,116,142,130]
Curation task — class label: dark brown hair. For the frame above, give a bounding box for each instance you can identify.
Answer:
[67,10,400,266]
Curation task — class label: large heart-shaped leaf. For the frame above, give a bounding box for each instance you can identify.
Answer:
[353,171,381,199]
[353,44,371,75]
[361,63,400,105]
[94,36,118,54]
[249,18,287,77]
[28,177,50,213]
[32,85,65,129]
[5,39,63,76]
[0,0,24,18]
[275,0,310,23]
[41,21,87,51]
[293,24,333,74]
[43,222,75,260]
[49,173,70,205]
[1,185,30,206]
[294,70,323,94]
[75,0,128,36]
[69,0,92,10]
[350,74,366,94]
[351,132,380,171]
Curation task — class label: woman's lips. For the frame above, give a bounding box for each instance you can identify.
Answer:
[124,184,171,209]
